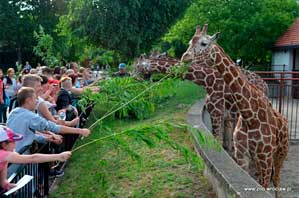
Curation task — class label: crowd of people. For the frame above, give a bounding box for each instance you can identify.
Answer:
[0,61,106,194]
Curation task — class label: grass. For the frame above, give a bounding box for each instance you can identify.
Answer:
[50,80,216,198]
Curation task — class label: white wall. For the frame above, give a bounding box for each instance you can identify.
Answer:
[272,49,291,72]
[272,49,292,96]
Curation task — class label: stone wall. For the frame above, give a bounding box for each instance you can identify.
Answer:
[187,100,273,198]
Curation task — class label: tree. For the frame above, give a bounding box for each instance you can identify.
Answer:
[0,0,69,67]
[33,25,58,67]
[62,0,191,62]
[159,0,299,66]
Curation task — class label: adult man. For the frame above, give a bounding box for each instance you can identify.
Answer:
[82,67,94,86]
[24,61,32,71]
[112,63,130,77]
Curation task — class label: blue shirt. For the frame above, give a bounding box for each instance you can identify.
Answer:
[7,107,61,152]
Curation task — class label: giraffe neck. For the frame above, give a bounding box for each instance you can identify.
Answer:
[184,63,221,92]
[210,45,259,119]
[149,58,179,73]
[183,47,224,93]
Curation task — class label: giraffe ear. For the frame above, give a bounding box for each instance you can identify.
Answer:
[202,24,208,35]
[210,32,220,42]
[195,26,201,36]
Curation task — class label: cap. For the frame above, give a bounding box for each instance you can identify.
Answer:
[48,79,60,86]
[0,125,23,142]
[118,63,126,69]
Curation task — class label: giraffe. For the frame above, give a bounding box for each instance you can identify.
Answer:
[181,25,288,197]
[133,52,268,149]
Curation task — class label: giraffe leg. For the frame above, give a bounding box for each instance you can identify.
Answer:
[224,117,235,153]
[234,143,249,172]
[272,147,288,198]
[256,156,272,190]
[233,118,249,170]
[210,114,223,146]
[253,158,262,181]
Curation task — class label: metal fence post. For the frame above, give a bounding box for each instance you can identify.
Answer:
[278,72,284,113]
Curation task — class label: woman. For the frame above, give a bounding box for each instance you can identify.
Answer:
[3,68,17,99]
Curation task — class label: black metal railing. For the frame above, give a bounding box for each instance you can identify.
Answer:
[5,134,79,198]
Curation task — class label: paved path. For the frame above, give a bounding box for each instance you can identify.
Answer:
[269,98,299,197]
[278,143,299,198]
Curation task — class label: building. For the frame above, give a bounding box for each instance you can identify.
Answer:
[272,18,299,72]
[272,18,299,98]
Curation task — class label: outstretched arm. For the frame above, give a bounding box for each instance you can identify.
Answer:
[5,151,71,164]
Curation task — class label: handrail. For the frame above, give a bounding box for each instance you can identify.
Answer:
[262,78,299,81]
[254,71,299,75]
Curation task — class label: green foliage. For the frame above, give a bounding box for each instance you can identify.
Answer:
[78,77,178,120]
[158,0,299,65]
[0,0,68,65]
[79,120,215,170]
[156,2,202,57]
[33,25,59,67]
[79,47,122,67]
[63,0,192,60]
[168,63,189,78]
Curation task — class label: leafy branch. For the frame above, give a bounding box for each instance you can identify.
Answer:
[78,77,178,120]
[74,121,220,170]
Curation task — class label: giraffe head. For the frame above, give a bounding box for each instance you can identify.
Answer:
[133,52,180,77]
[132,54,151,76]
[181,25,220,63]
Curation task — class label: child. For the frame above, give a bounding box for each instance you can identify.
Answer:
[0,125,71,192]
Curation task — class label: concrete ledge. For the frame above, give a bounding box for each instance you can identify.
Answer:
[187,100,273,198]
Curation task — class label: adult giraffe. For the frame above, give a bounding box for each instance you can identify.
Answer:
[181,25,288,197]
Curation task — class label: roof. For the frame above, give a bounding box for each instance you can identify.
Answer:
[275,18,299,48]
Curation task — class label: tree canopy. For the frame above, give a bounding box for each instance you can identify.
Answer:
[1,0,299,67]
[159,0,299,66]
[0,0,68,67]
[59,0,191,61]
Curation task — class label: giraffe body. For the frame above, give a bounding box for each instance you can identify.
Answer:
[181,25,288,197]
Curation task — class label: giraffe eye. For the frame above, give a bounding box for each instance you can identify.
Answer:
[201,42,207,47]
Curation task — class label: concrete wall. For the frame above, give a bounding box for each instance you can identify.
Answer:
[187,100,273,198]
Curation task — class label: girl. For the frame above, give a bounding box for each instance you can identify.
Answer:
[0,125,71,193]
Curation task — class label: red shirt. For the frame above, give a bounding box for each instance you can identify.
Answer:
[0,79,4,104]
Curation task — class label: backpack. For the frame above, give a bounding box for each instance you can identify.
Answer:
[4,94,10,108]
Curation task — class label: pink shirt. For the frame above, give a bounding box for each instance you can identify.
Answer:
[0,150,9,170]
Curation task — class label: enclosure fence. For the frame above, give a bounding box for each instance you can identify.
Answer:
[255,71,299,141]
